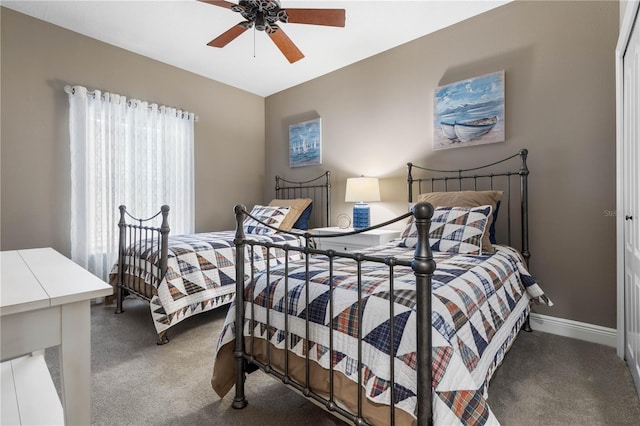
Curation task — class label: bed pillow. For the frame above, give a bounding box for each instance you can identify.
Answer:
[292,202,313,230]
[243,205,290,235]
[268,198,312,231]
[400,205,492,255]
[417,190,503,253]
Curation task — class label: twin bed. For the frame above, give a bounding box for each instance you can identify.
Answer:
[110,172,331,344]
[210,149,551,425]
[111,149,550,425]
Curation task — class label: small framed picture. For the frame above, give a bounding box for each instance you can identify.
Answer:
[289,118,322,168]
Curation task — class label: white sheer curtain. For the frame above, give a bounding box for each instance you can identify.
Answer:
[68,85,195,280]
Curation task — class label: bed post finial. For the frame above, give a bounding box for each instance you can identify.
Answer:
[234,204,246,243]
[412,201,436,426]
[232,204,248,409]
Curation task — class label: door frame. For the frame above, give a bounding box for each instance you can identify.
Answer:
[616,0,640,359]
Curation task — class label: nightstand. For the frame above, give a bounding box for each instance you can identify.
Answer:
[312,227,401,252]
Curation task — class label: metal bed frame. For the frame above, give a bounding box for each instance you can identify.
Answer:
[113,172,331,344]
[115,205,169,317]
[408,148,532,332]
[275,171,331,229]
[229,149,530,425]
[408,149,530,264]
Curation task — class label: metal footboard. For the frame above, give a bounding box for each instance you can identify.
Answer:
[231,202,435,425]
[115,204,170,343]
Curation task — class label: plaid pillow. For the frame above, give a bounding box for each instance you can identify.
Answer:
[243,205,291,235]
[399,205,492,254]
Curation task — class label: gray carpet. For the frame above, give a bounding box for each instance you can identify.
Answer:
[45,299,640,425]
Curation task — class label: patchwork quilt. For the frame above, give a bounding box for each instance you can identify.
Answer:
[213,243,551,425]
[110,231,303,335]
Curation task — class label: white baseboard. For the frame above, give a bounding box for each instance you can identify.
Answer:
[529,313,617,348]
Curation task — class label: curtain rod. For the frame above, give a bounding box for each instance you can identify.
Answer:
[64,85,199,122]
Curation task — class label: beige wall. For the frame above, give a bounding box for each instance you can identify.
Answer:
[265,1,619,328]
[0,2,621,328]
[1,8,265,256]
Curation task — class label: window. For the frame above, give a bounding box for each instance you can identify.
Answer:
[67,85,195,280]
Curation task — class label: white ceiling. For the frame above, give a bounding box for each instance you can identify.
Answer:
[2,0,511,97]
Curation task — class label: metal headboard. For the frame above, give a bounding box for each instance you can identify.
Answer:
[275,171,331,228]
[407,148,530,263]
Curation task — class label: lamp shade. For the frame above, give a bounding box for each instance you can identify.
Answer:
[345,177,380,202]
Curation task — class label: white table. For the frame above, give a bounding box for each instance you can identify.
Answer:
[1,248,113,425]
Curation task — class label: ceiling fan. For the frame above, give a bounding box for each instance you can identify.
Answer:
[200,0,346,63]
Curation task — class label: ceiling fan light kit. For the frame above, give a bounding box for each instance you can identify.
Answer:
[201,0,346,63]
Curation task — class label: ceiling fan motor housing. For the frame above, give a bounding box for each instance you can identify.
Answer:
[234,0,288,32]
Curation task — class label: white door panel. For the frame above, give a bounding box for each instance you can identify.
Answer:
[623,7,640,396]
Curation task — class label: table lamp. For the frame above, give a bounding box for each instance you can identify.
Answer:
[345,176,380,230]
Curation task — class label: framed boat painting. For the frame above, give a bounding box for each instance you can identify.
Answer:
[289,117,322,168]
[433,70,505,150]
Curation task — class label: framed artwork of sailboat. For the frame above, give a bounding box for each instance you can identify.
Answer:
[289,117,322,168]
[433,71,505,150]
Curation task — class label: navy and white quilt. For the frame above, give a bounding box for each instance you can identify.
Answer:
[214,243,551,425]
[111,231,303,335]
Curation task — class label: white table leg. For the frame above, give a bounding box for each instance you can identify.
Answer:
[59,301,91,425]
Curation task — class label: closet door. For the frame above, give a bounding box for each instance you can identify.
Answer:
[623,5,640,395]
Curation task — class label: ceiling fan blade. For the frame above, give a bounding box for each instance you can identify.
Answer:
[268,29,304,64]
[283,9,346,27]
[208,23,248,48]
[198,0,236,9]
